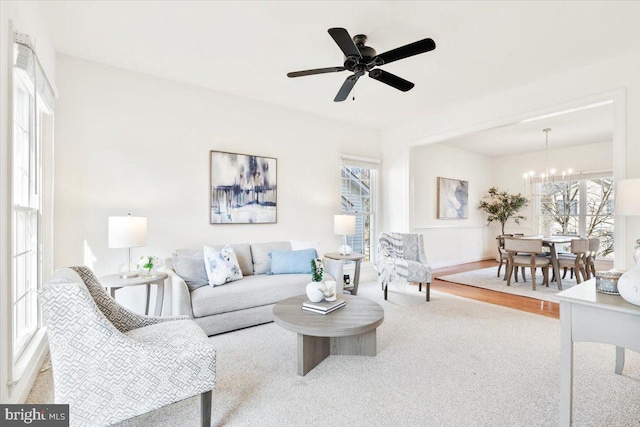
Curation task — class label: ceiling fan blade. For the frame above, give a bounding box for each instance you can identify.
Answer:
[375,38,436,65]
[328,28,362,59]
[369,69,415,92]
[334,72,363,102]
[287,67,346,78]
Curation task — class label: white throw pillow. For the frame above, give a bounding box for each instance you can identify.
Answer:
[203,245,243,286]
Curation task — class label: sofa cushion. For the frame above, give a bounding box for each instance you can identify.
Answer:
[250,241,291,274]
[203,245,244,286]
[172,250,208,292]
[290,240,321,253]
[270,249,317,274]
[190,272,332,318]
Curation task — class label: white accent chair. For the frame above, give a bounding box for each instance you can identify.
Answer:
[377,232,432,301]
[40,266,216,427]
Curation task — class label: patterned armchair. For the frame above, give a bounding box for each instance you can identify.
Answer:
[376,232,432,301]
[39,266,216,427]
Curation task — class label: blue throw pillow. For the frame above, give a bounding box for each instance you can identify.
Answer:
[269,248,318,275]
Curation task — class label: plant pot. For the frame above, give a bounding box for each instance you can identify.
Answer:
[306,282,324,302]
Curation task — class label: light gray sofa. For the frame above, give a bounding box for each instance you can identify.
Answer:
[163,241,343,336]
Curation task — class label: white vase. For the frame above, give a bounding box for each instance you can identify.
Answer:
[306,282,324,303]
[617,260,640,306]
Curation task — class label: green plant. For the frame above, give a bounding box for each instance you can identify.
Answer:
[311,258,324,282]
[478,187,529,235]
[137,255,160,273]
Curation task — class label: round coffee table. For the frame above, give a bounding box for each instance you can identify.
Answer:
[273,294,384,376]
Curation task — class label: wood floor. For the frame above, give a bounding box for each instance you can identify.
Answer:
[423,260,560,319]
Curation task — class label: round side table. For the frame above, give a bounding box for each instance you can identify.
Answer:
[100,272,168,316]
[324,252,365,295]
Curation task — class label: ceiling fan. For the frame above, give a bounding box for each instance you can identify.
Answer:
[287,28,436,102]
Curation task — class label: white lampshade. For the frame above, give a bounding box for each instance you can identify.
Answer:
[616,178,640,216]
[108,215,147,248]
[334,214,356,235]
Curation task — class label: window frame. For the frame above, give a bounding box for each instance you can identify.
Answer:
[11,68,43,362]
[339,155,380,263]
[537,171,614,258]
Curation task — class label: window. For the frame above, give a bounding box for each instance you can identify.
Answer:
[11,34,55,361]
[539,173,614,258]
[339,155,379,262]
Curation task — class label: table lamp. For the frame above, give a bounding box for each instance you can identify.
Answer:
[108,214,147,278]
[334,214,356,255]
[614,178,640,306]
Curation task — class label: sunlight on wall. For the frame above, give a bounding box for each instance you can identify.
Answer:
[83,240,97,269]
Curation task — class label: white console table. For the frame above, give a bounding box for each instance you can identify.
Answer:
[556,279,640,426]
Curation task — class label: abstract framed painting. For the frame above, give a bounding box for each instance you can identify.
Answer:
[437,177,469,219]
[210,151,277,224]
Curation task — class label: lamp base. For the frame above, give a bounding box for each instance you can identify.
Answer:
[618,259,640,306]
[118,263,139,279]
[338,244,352,256]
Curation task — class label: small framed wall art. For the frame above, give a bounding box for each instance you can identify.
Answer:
[210,151,277,224]
[437,177,469,219]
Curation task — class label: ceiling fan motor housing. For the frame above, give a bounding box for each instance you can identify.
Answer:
[343,34,377,71]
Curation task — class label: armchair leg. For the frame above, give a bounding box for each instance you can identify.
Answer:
[201,390,212,427]
[419,282,422,292]
[384,283,388,300]
[426,282,430,302]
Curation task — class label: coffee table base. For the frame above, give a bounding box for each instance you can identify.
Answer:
[297,330,376,376]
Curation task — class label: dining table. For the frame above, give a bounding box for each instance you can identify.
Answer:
[520,235,581,290]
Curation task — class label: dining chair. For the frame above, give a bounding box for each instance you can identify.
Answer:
[504,237,551,290]
[496,234,513,280]
[557,238,590,284]
[585,238,601,279]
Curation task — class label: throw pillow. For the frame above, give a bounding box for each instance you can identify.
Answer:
[270,248,317,275]
[203,245,244,286]
[172,251,209,292]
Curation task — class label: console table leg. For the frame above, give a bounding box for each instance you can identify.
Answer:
[615,346,625,375]
[297,334,329,376]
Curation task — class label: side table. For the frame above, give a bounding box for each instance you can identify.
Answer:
[324,252,365,295]
[100,272,168,316]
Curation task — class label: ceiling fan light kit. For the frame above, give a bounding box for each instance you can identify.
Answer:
[287,27,436,102]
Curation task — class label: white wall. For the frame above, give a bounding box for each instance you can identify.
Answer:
[53,55,380,313]
[0,0,55,404]
[410,143,495,267]
[381,50,640,269]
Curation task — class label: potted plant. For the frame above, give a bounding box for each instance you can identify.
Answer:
[137,255,162,278]
[478,187,529,235]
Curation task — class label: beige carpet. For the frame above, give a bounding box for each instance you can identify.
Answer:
[438,266,582,303]
[27,281,640,426]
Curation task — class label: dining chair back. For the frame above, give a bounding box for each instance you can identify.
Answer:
[558,238,590,284]
[586,238,601,278]
[503,237,551,290]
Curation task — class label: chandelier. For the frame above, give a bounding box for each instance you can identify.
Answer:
[523,128,572,197]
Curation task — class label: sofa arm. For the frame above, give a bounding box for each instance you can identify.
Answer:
[323,257,344,294]
[161,267,194,318]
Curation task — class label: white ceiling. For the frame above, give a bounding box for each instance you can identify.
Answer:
[39,1,640,130]
[441,102,614,158]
